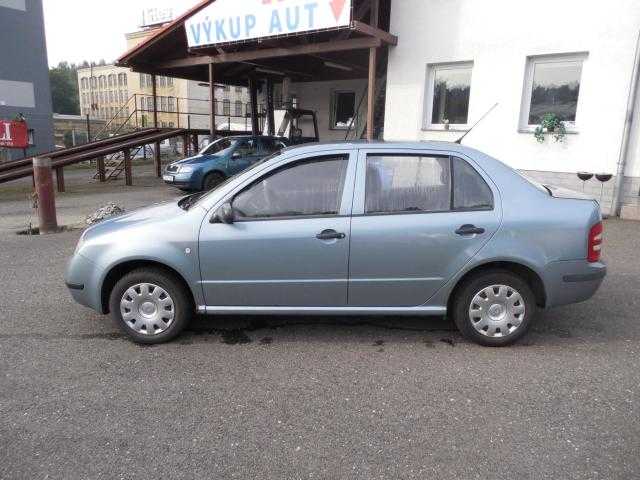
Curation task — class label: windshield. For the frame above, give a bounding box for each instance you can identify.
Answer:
[200,138,239,156]
[189,150,285,209]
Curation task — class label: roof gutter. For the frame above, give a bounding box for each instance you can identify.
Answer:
[611,29,640,217]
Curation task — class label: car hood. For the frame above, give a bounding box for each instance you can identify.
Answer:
[83,200,186,240]
[170,154,223,166]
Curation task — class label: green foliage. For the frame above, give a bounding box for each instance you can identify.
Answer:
[49,61,80,115]
[533,113,567,143]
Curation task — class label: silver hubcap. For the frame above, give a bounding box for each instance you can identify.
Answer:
[468,284,525,338]
[120,283,175,336]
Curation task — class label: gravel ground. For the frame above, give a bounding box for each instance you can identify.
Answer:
[0,196,638,478]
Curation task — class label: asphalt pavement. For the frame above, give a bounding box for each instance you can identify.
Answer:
[0,218,638,479]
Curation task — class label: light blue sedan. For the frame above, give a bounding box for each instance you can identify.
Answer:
[66,141,606,346]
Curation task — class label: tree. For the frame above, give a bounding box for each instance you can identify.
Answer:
[49,61,80,115]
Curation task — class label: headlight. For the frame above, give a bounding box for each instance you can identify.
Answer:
[178,165,196,173]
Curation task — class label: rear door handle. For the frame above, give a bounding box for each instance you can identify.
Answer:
[455,224,485,236]
[316,229,346,240]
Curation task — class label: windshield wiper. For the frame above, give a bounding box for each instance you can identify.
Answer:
[179,192,206,211]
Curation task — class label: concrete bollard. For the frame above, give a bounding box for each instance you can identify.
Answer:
[32,157,58,234]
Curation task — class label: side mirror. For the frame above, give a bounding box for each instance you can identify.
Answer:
[211,203,235,224]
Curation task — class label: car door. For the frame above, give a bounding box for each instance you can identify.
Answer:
[198,149,357,307]
[227,138,261,175]
[348,148,502,307]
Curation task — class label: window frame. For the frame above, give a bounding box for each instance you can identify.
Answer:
[329,90,357,130]
[519,52,588,133]
[353,148,496,218]
[423,61,474,132]
[219,149,358,223]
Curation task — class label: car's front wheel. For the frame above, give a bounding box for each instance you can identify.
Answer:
[109,268,193,344]
[451,270,536,347]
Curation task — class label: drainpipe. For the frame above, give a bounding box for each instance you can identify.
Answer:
[611,30,640,217]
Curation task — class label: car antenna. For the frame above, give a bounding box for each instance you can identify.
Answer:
[455,103,499,144]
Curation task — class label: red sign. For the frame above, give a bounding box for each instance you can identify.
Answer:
[0,120,29,149]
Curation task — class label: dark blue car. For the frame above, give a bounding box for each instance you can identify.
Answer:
[163,135,288,191]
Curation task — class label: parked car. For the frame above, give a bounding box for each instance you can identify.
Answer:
[163,135,288,191]
[66,141,606,346]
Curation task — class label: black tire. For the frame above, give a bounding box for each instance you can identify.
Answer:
[108,267,193,344]
[202,171,225,191]
[451,270,537,347]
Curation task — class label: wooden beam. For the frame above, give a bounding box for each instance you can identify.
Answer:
[208,62,216,140]
[154,141,162,177]
[97,156,105,182]
[152,75,158,128]
[249,76,260,135]
[55,167,65,193]
[371,0,380,28]
[159,37,381,69]
[266,78,275,136]
[124,149,132,186]
[367,47,377,141]
[352,21,398,46]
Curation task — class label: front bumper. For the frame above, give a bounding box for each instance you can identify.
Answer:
[543,260,607,308]
[163,171,197,189]
[65,253,103,313]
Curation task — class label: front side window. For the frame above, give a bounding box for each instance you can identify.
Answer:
[233,156,348,219]
[261,138,287,154]
[365,155,451,214]
[201,137,237,155]
[234,139,259,156]
[330,91,356,129]
[522,53,586,128]
[425,62,473,128]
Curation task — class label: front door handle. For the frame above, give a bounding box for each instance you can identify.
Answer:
[316,229,346,240]
[455,224,486,236]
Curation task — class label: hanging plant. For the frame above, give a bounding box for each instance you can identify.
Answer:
[534,113,567,143]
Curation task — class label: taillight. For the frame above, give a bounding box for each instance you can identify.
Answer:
[588,222,603,263]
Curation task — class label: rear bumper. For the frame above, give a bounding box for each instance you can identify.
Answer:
[543,260,606,308]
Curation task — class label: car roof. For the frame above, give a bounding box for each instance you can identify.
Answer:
[280,140,485,157]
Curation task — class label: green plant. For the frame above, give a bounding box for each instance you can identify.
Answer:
[533,113,567,143]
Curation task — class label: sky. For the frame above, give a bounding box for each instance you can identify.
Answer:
[43,0,201,67]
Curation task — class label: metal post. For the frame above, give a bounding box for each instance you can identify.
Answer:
[97,156,105,182]
[266,78,275,136]
[55,167,65,192]
[366,47,378,141]
[209,62,216,141]
[124,149,132,186]
[32,157,58,234]
[154,141,162,177]
[152,75,158,129]
[192,134,199,153]
[176,97,180,129]
[183,133,189,157]
[249,76,259,135]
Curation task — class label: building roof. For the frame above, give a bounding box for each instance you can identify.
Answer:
[116,0,396,85]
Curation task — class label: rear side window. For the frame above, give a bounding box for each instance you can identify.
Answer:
[452,157,494,210]
[233,156,348,219]
[365,155,451,214]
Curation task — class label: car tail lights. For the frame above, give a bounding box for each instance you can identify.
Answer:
[588,222,603,263]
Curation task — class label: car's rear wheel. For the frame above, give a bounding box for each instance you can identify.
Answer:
[203,171,225,191]
[109,268,192,344]
[451,270,536,347]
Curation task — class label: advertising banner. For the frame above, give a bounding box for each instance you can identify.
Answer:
[186,0,352,48]
[0,120,29,149]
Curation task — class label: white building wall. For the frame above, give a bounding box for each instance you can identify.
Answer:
[384,0,640,212]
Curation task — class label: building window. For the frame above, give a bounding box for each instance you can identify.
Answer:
[160,97,167,111]
[159,77,166,87]
[235,100,243,116]
[424,62,473,129]
[520,52,587,130]
[235,86,243,93]
[140,97,146,110]
[166,77,173,86]
[223,99,231,116]
[167,97,175,112]
[90,77,97,89]
[330,91,356,129]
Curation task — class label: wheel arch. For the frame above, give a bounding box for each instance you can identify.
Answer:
[100,259,195,314]
[448,260,547,311]
[201,169,227,189]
